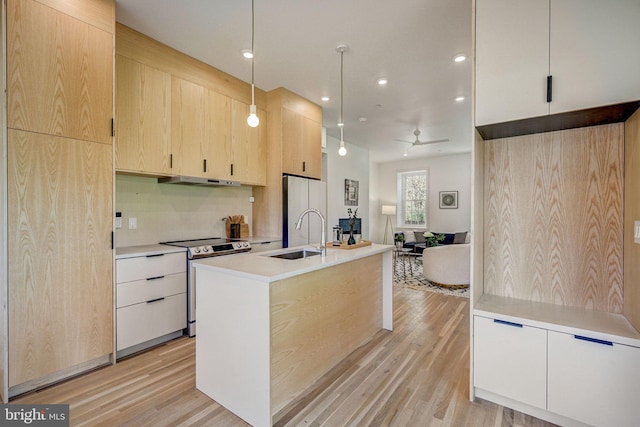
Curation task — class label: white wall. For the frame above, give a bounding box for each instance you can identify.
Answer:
[325,135,370,240]
[115,175,254,247]
[371,153,472,243]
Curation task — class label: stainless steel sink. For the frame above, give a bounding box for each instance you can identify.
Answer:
[268,249,323,260]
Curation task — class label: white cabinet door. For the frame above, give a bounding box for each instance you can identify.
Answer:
[475,0,550,126]
[548,330,640,427]
[473,315,547,409]
[550,0,640,115]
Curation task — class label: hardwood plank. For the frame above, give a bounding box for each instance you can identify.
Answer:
[12,288,556,426]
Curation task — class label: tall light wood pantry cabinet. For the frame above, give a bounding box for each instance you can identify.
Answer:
[4,0,115,399]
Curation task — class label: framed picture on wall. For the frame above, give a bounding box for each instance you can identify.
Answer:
[439,191,458,209]
[344,179,359,206]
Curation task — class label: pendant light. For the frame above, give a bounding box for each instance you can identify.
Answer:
[247,0,259,128]
[337,44,348,156]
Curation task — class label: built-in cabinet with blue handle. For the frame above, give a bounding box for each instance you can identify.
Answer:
[474,313,640,426]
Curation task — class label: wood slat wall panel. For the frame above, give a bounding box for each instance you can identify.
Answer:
[624,109,640,330]
[116,23,266,109]
[484,124,624,313]
[7,130,113,387]
[270,255,382,414]
[7,0,113,144]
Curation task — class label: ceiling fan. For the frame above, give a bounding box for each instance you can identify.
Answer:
[396,129,449,148]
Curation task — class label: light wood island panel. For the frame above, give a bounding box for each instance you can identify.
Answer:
[270,254,382,413]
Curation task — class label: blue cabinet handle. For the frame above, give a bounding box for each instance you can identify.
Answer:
[493,319,523,328]
[574,335,613,346]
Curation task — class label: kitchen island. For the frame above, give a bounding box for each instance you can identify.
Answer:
[193,243,393,427]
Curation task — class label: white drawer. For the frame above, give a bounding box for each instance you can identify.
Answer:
[474,315,547,410]
[548,330,640,427]
[116,293,186,351]
[117,272,186,308]
[116,252,186,283]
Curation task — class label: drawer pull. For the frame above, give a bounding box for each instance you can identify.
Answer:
[574,335,613,346]
[146,297,165,304]
[146,275,165,281]
[493,319,523,328]
[146,253,165,258]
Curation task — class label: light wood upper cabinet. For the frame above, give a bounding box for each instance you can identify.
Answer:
[7,0,113,144]
[115,55,172,175]
[8,130,113,388]
[205,89,233,179]
[171,76,206,177]
[476,0,640,126]
[282,107,322,179]
[230,100,267,185]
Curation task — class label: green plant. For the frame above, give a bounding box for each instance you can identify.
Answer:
[423,231,445,247]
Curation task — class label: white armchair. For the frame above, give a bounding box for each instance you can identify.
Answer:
[422,243,470,287]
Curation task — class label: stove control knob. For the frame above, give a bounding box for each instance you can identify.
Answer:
[202,246,209,253]
[193,248,200,254]
[243,242,249,247]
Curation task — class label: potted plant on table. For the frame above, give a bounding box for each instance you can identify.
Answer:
[394,232,405,249]
[423,231,445,247]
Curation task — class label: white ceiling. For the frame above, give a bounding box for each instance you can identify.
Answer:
[115,0,473,163]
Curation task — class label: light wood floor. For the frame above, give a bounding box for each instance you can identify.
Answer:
[13,287,557,426]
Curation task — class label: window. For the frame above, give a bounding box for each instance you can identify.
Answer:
[397,170,428,228]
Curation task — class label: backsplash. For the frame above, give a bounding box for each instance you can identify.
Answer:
[115,175,254,247]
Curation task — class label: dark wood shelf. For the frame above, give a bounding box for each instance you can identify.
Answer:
[476,101,640,140]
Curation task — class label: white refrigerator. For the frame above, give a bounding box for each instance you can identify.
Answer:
[283,175,327,248]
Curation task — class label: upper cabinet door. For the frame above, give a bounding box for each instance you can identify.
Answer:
[549,0,640,114]
[7,0,113,144]
[171,77,206,177]
[475,0,550,126]
[282,108,322,179]
[115,55,172,175]
[230,100,267,185]
[205,89,233,180]
[476,0,640,127]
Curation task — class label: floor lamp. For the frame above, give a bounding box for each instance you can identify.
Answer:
[382,205,396,244]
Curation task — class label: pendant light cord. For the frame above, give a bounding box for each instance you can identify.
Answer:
[340,48,344,125]
[251,0,255,89]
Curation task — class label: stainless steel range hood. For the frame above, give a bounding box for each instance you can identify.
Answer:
[158,176,241,187]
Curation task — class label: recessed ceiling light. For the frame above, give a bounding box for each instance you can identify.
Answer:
[359,117,367,122]
[321,96,330,102]
[403,152,409,157]
[242,49,254,59]
[454,54,466,62]
[377,77,388,86]
[455,96,465,102]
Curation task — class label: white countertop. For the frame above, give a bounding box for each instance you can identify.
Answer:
[193,243,393,282]
[115,244,187,259]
